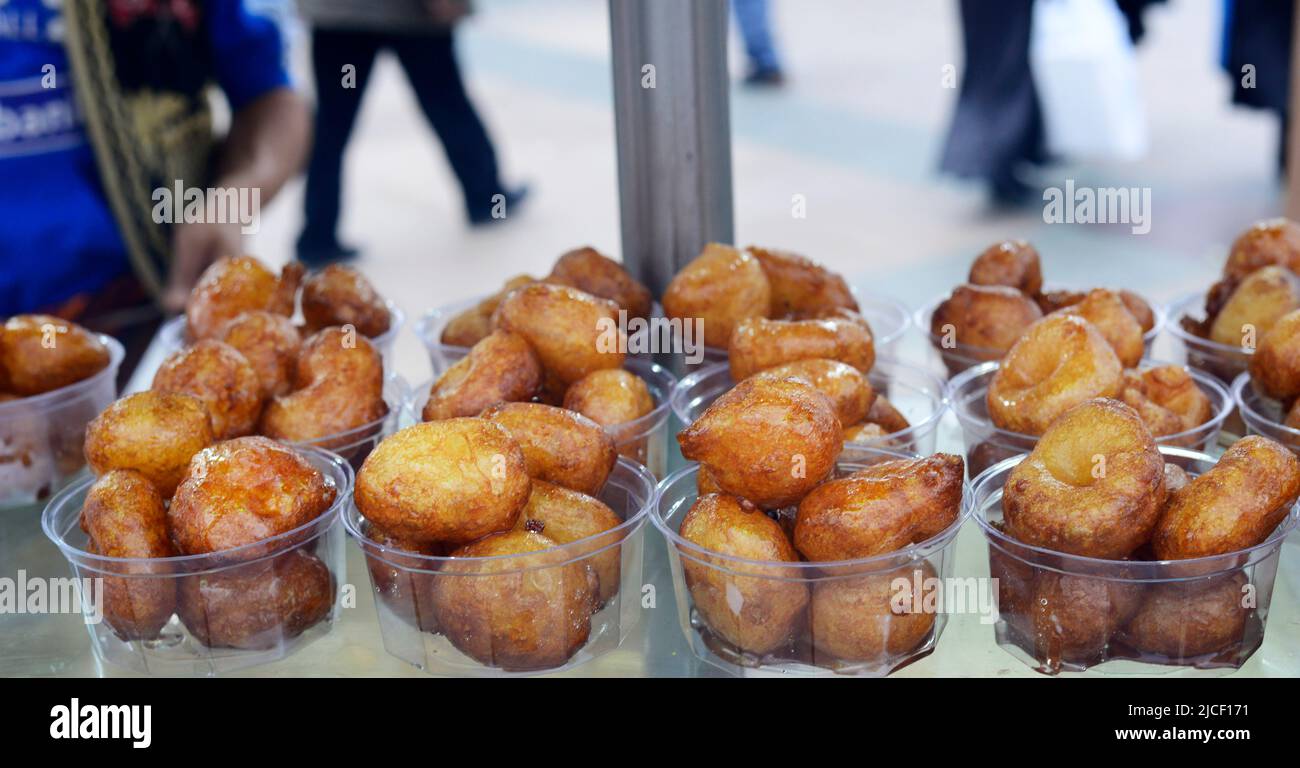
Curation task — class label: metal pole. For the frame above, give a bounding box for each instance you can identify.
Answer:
[609,0,735,296]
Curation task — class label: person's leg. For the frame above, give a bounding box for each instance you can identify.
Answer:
[732,0,783,81]
[299,28,382,260]
[390,31,521,222]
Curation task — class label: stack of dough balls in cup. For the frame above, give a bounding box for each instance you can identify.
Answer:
[1244,270,1300,441]
[79,405,339,648]
[985,310,1212,442]
[1176,219,1300,381]
[359,250,655,671]
[431,247,661,461]
[928,240,1157,375]
[159,255,391,455]
[992,395,1300,665]
[0,314,112,499]
[661,243,918,446]
[673,369,965,668]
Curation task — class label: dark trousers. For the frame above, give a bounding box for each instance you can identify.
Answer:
[938,0,1044,183]
[300,28,504,246]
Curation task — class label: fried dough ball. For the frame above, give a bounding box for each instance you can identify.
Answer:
[1119,366,1214,440]
[1035,289,1086,315]
[545,246,653,321]
[513,480,623,604]
[260,327,387,443]
[986,314,1123,435]
[863,395,911,433]
[1223,218,1300,280]
[215,310,301,399]
[729,315,874,381]
[84,391,214,496]
[1026,572,1142,663]
[1003,398,1164,558]
[422,330,541,421]
[678,493,808,655]
[843,422,889,444]
[363,521,443,633]
[178,548,335,650]
[794,454,963,561]
[355,419,530,545]
[1152,435,1300,559]
[1052,288,1145,368]
[168,436,337,556]
[440,275,536,347]
[930,284,1043,356]
[1208,265,1300,348]
[1248,308,1300,400]
[810,563,936,664]
[432,529,598,671]
[678,376,842,509]
[663,243,771,348]
[968,240,1042,296]
[492,282,626,385]
[0,315,110,396]
[1119,290,1156,333]
[480,402,618,495]
[753,359,875,427]
[186,256,301,340]
[80,470,176,640]
[1163,462,1191,494]
[152,340,263,440]
[747,245,858,318]
[300,264,391,337]
[1120,574,1249,658]
[562,368,653,426]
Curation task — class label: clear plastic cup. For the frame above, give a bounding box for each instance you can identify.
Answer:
[972,445,1297,675]
[670,357,947,455]
[1232,372,1300,453]
[344,457,656,676]
[157,300,406,365]
[409,360,676,478]
[288,374,408,472]
[916,289,1165,379]
[1165,291,1251,387]
[40,446,352,676]
[0,335,123,508]
[652,447,970,677]
[417,291,909,375]
[948,360,1231,478]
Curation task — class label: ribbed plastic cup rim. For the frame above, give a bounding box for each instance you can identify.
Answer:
[0,333,124,415]
[344,456,657,574]
[971,445,1300,580]
[915,288,1166,358]
[669,357,948,449]
[946,358,1233,447]
[651,447,971,576]
[41,446,354,574]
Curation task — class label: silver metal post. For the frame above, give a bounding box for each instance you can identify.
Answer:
[609,0,734,296]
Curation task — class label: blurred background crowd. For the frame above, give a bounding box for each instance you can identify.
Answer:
[0,0,1293,384]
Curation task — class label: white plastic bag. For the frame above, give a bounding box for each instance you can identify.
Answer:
[1030,0,1148,161]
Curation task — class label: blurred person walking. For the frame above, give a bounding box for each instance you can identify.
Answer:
[0,0,309,381]
[296,0,525,265]
[940,0,1163,206]
[732,0,785,86]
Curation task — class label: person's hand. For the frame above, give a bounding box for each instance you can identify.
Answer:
[163,219,245,313]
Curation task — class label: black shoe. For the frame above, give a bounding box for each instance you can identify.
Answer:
[743,67,786,87]
[469,184,531,226]
[987,172,1037,209]
[296,240,360,267]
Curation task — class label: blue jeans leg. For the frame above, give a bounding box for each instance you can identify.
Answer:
[732,0,781,72]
